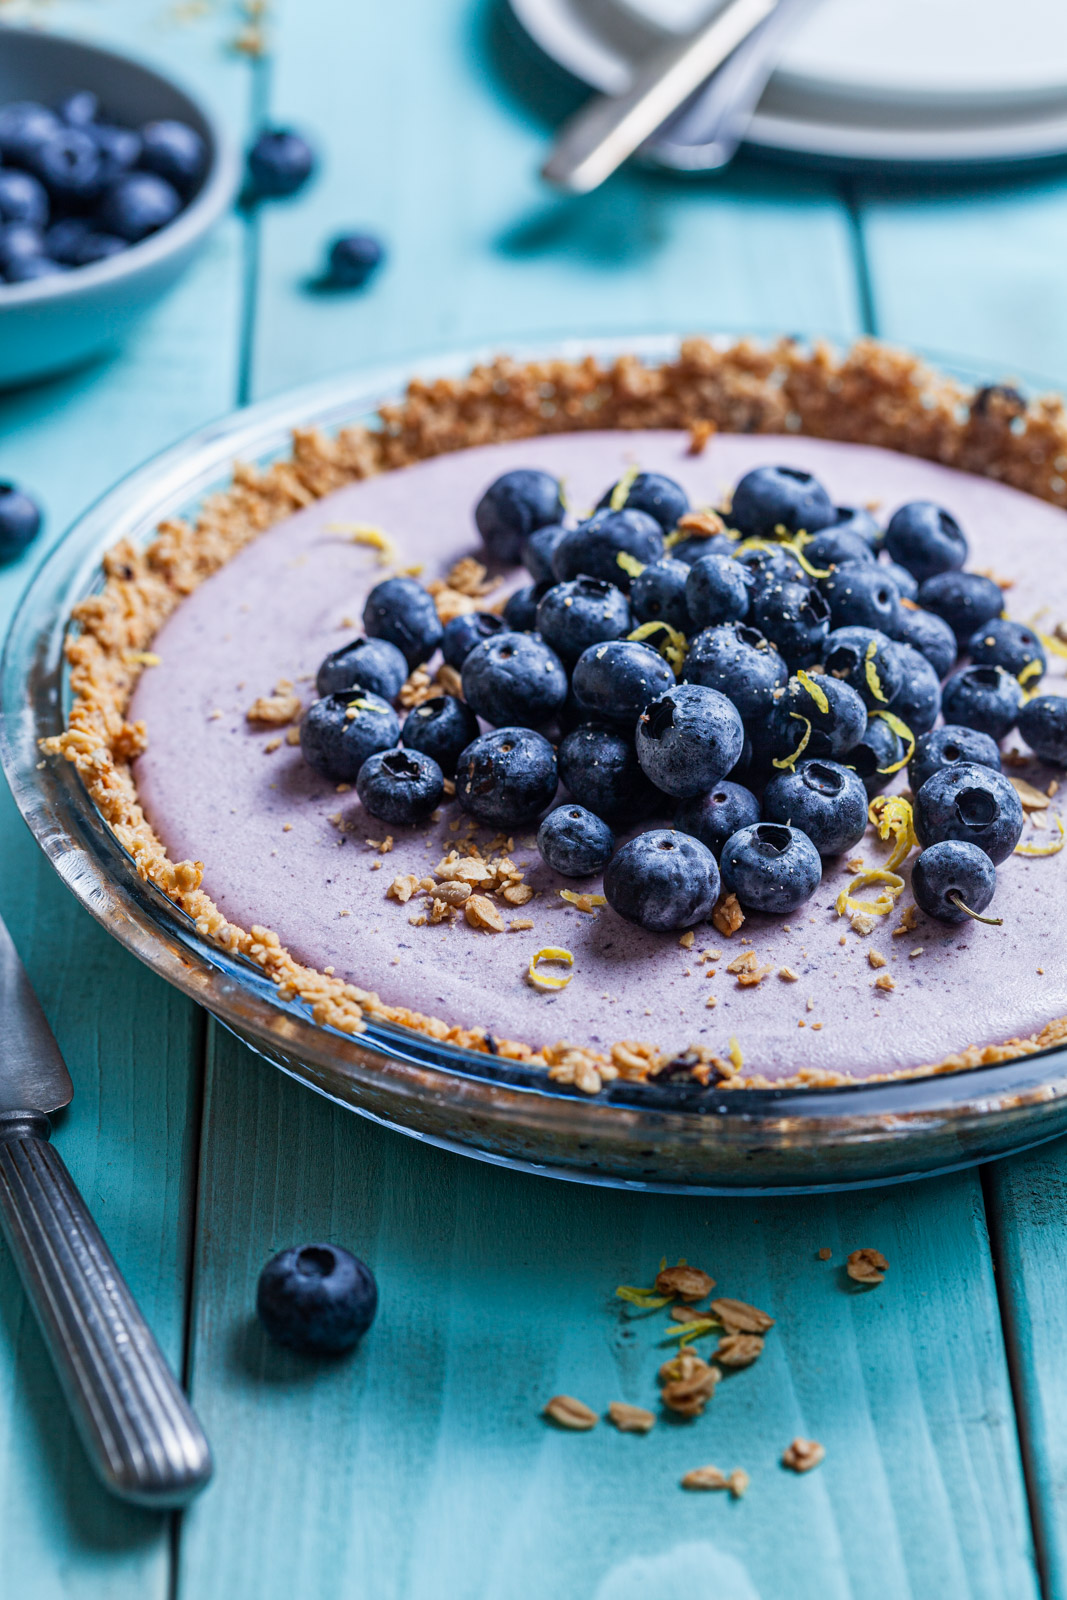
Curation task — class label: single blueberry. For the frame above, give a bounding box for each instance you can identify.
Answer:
[762,759,869,857]
[750,579,830,669]
[890,606,958,679]
[521,522,568,585]
[256,1243,377,1356]
[828,505,883,550]
[884,501,968,583]
[803,528,874,571]
[1018,695,1067,766]
[888,643,942,736]
[537,804,615,877]
[462,631,568,727]
[918,570,1003,643]
[0,223,45,275]
[363,576,443,669]
[99,172,182,241]
[635,683,744,799]
[769,673,867,763]
[90,124,142,184]
[58,90,100,128]
[823,625,904,711]
[440,611,504,670]
[685,552,749,630]
[941,664,1022,741]
[909,724,1002,794]
[0,483,42,560]
[246,128,316,198]
[719,822,822,914]
[682,621,787,722]
[558,723,659,824]
[299,691,400,783]
[0,102,61,164]
[848,713,905,797]
[729,465,835,540]
[674,780,761,856]
[967,617,1045,685]
[401,694,479,777]
[356,746,444,825]
[2,254,64,283]
[475,469,564,566]
[912,840,998,925]
[669,531,735,567]
[734,542,805,591]
[603,829,720,932]
[456,726,558,827]
[551,508,664,593]
[326,232,385,288]
[29,129,103,201]
[571,639,675,728]
[913,762,1023,864]
[139,119,206,192]
[821,563,902,634]
[631,558,692,631]
[597,471,689,532]
[0,169,48,227]
[535,576,632,665]
[502,581,550,632]
[316,635,409,700]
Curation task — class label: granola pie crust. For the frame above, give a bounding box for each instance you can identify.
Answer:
[44,336,1067,1094]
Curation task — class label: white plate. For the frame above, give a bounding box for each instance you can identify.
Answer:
[511,0,1067,167]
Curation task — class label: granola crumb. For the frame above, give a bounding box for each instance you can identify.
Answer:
[681,1465,729,1491]
[543,1395,598,1431]
[817,1247,832,1261]
[508,917,535,931]
[868,950,887,969]
[607,1401,655,1434]
[687,419,716,456]
[892,904,920,936]
[679,930,695,949]
[778,966,799,983]
[711,892,744,938]
[246,690,301,726]
[654,1264,715,1301]
[710,1297,774,1334]
[782,1438,825,1473]
[874,974,895,992]
[263,737,282,753]
[728,1468,750,1499]
[847,1247,888,1285]
[714,1333,764,1367]
[909,947,924,959]
[465,894,506,932]
[705,995,718,1008]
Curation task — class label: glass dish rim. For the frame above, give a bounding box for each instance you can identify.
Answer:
[5,327,1067,1167]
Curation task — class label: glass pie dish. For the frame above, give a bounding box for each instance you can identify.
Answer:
[5,333,1067,1195]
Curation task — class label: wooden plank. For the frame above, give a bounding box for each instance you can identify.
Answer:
[0,2,250,1592]
[178,1032,1037,1600]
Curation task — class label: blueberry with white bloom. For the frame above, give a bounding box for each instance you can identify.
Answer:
[823,625,904,711]
[401,694,480,777]
[326,233,385,289]
[316,635,408,700]
[1019,695,1067,765]
[0,482,42,561]
[552,508,664,592]
[440,611,504,670]
[803,528,874,571]
[572,639,675,728]
[967,617,1046,684]
[751,579,831,669]
[456,727,558,828]
[246,127,317,198]
[635,684,744,799]
[674,780,760,856]
[735,543,805,591]
[631,558,692,632]
[535,577,632,665]
[462,631,568,727]
[604,829,720,932]
[537,804,615,877]
[357,746,444,825]
[720,822,822,914]
[557,723,659,824]
[0,169,48,227]
[502,582,549,633]
[909,725,1002,795]
[881,559,919,603]
[670,531,735,567]
[826,505,882,550]
[521,523,568,585]
[363,576,443,668]
[821,563,901,635]
[912,840,998,925]
[913,762,1023,864]
[597,471,689,532]
[729,465,835,540]
[941,664,1022,741]
[257,1243,377,1356]
[99,172,182,241]
[848,715,905,797]
[918,570,1004,643]
[768,674,867,763]
[475,469,564,566]
[685,552,750,630]
[890,606,958,679]
[682,621,787,721]
[762,759,868,857]
[139,120,206,192]
[889,643,942,736]
[884,501,968,583]
[300,692,400,783]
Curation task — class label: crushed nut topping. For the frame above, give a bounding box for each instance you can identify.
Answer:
[465,894,506,932]
[874,974,896,992]
[607,1401,655,1434]
[782,1437,825,1473]
[654,1265,715,1302]
[681,1465,729,1491]
[712,892,745,938]
[714,1333,764,1368]
[710,1297,775,1334]
[543,1395,598,1430]
[847,1247,888,1285]
[868,950,887,969]
[659,1350,720,1418]
[247,690,301,725]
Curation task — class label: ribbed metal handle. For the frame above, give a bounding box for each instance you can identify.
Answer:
[0,1114,212,1507]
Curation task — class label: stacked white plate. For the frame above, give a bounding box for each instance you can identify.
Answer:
[510,0,1067,167]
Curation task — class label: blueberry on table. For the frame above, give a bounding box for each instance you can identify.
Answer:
[684,552,749,630]
[571,639,675,727]
[941,664,1022,741]
[729,465,835,540]
[551,508,664,592]
[603,829,720,932]
[848,714,905,797]
[769,674,867,763]
[521,522,568,585]
[557,722,659,824]
[913,762,1024,864]
[762,759,869,857]
[826,504,883,550]
[0,102,61,164]
[246,127,317,198]
[326,232,385,289]
[682,621,785,722]
[909,724,1002,794]
[824,626,904,711]
[631,558,692,631]
[912,840,999,925]
[537,804,615,877]
[315,635,409,700]
[821,563,901,635]
[1018,695,1067,766]
[299,691,400,783]
[0,483,42,560]
[356,746,444,825]
[441,610,504,670]
[475,469,564,566]
[967,617,1046,684]
[456,727,558,828]
[635,683,744,799]
[363,576,443,669]
[597,471,689,532]
[750,579,830,669]
[0,169,49,227]
[139,119,206,192]
[99,172,182,242]
[674,780,760,856]
[462,631,568,728]
[890,606,958,680]
[401,693,479,777]
[888,643,942,736]
[257,1244,377,1356]
[884,501,968,583]
[719,822,822,914]
[535,576,632,665]
[502,582,549,633]
[917,570,1003,643]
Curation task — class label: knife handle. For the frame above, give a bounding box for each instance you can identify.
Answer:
[0,1112,212,1508]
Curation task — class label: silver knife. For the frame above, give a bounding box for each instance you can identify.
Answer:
[0,912,212,1507]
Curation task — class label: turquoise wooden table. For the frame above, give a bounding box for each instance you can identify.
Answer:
[2,4,1067,1596]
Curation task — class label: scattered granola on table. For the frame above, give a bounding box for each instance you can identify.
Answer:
[782,1438,826,1473]
[543,1395,598,1431]
[846,1248,889,1286]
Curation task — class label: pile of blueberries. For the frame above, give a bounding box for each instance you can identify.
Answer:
[299,461,1067,933]
[0,94,206,283]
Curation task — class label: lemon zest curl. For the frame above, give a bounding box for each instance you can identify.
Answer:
[527,947,574,991]
[1015,816,1065,857]
[868,795,918,872]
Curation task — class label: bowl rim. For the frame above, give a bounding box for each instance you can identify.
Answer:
[5,329,1067,1180]
[0,23,241,306]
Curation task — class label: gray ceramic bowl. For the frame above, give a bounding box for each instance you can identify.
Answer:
[0,26,240,388]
